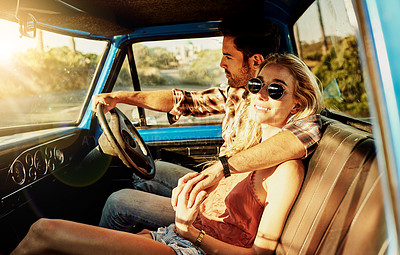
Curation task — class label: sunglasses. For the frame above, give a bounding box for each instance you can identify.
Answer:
[247,77,285,100]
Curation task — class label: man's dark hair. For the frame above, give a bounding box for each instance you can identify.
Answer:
[219,11,281,61]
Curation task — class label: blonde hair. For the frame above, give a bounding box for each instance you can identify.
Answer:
[222,53,323,158]
[223,100,262,157]
[256,53,323,121]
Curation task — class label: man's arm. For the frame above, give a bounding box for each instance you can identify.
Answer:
[92,90,174,113]
[229,130,305,173]
[173,130,305,208]
[177,115,322,207]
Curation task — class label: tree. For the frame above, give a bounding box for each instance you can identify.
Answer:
[178,49,223,85]
[0,47,99,98]
[313,36,369,117]
[134,44,178,69]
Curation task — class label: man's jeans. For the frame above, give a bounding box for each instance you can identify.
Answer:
[99,160,193,231]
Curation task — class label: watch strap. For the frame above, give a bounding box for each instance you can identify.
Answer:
[219,155,231,178]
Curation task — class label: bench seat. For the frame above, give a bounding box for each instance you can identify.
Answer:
[276,116,388,254]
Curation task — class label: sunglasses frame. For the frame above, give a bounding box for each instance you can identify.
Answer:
[247,77,285,100]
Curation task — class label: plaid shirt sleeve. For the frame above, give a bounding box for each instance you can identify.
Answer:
[283,114,322,157]
[168,88,227,123]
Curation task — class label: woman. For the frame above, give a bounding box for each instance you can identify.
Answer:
[11,53,323,255]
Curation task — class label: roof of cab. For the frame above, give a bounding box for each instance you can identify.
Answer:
[0,0,313,37]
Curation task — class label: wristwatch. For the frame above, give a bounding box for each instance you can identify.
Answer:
[219,155,231,178]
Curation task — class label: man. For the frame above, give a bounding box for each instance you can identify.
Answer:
[93,11,321,231]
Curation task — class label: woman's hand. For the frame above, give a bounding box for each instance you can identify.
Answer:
[171,163,223,209]
[171,172,203,210]
[174,181,208,236]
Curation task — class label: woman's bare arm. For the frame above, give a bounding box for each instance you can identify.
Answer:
[252,159,305,254]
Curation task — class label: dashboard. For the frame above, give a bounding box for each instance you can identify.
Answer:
[0,127,94,219]
[9,144,65,187]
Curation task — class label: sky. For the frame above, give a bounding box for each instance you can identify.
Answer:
[296,0,358,43]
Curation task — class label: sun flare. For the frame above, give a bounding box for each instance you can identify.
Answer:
[0,45,14,62]
[0,20,34,63]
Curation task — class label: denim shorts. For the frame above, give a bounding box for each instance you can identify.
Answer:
[150,224,206,255]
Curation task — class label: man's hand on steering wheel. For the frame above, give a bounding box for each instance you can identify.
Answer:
[92,93,119,114]
[95,103,156,179]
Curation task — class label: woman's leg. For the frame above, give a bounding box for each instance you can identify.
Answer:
[12,218,175,255]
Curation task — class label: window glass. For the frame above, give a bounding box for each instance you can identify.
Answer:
[294,0,370,120]
[0,19,107,128]
[112,56,137,122]
[120,37,225,126]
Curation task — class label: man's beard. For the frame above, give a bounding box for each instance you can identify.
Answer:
[227,65,252,88]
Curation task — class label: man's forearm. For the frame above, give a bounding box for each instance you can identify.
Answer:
[228,130,306,173]
[187,130,306,207]
[114,90,174,112]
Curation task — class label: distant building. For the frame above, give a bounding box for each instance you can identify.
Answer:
[174,41,201,65]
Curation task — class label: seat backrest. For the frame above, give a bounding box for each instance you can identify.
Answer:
[276,116,388,255]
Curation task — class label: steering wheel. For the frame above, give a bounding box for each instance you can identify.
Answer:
[96,104,155,179]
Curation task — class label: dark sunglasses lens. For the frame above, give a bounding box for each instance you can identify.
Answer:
[268,83,284,100]
[248,78,263,94]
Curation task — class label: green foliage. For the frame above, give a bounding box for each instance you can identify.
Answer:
[0,46,99,98]
[309,36,369,117]
[114,58,169,88]
[131,44,223,86]
[134,44,178,69]
[301,41,325,62]
[178,49,223,85]
[127,44,178,86]
[138,72,169,85]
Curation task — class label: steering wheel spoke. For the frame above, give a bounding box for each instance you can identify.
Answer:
[97,104,155,179]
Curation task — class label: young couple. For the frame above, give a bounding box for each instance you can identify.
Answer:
[11,11,323,255]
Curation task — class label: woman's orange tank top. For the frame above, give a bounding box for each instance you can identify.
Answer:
[192,171,265,248]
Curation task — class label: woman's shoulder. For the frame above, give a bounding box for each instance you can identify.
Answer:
[262,159,305,188]
[253,159,304,200]
[278,158,304,171]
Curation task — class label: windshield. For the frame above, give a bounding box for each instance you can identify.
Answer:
[0,19,108,129]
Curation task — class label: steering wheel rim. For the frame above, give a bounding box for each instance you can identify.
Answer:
[96,104,155,179]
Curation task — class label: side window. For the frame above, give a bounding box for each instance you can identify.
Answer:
[114,37,225,126]
[294,0,370,120]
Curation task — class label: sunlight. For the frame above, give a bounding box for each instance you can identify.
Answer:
[0,20,33,63]
[0,18,108,128]
[0,48,12,61]
[0,18,107,64]
[0,40,18,62]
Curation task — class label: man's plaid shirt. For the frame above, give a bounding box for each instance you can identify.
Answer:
[168,87,322,156]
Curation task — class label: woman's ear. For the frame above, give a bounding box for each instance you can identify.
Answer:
[249,54,264,70]
[291,103,301,114]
